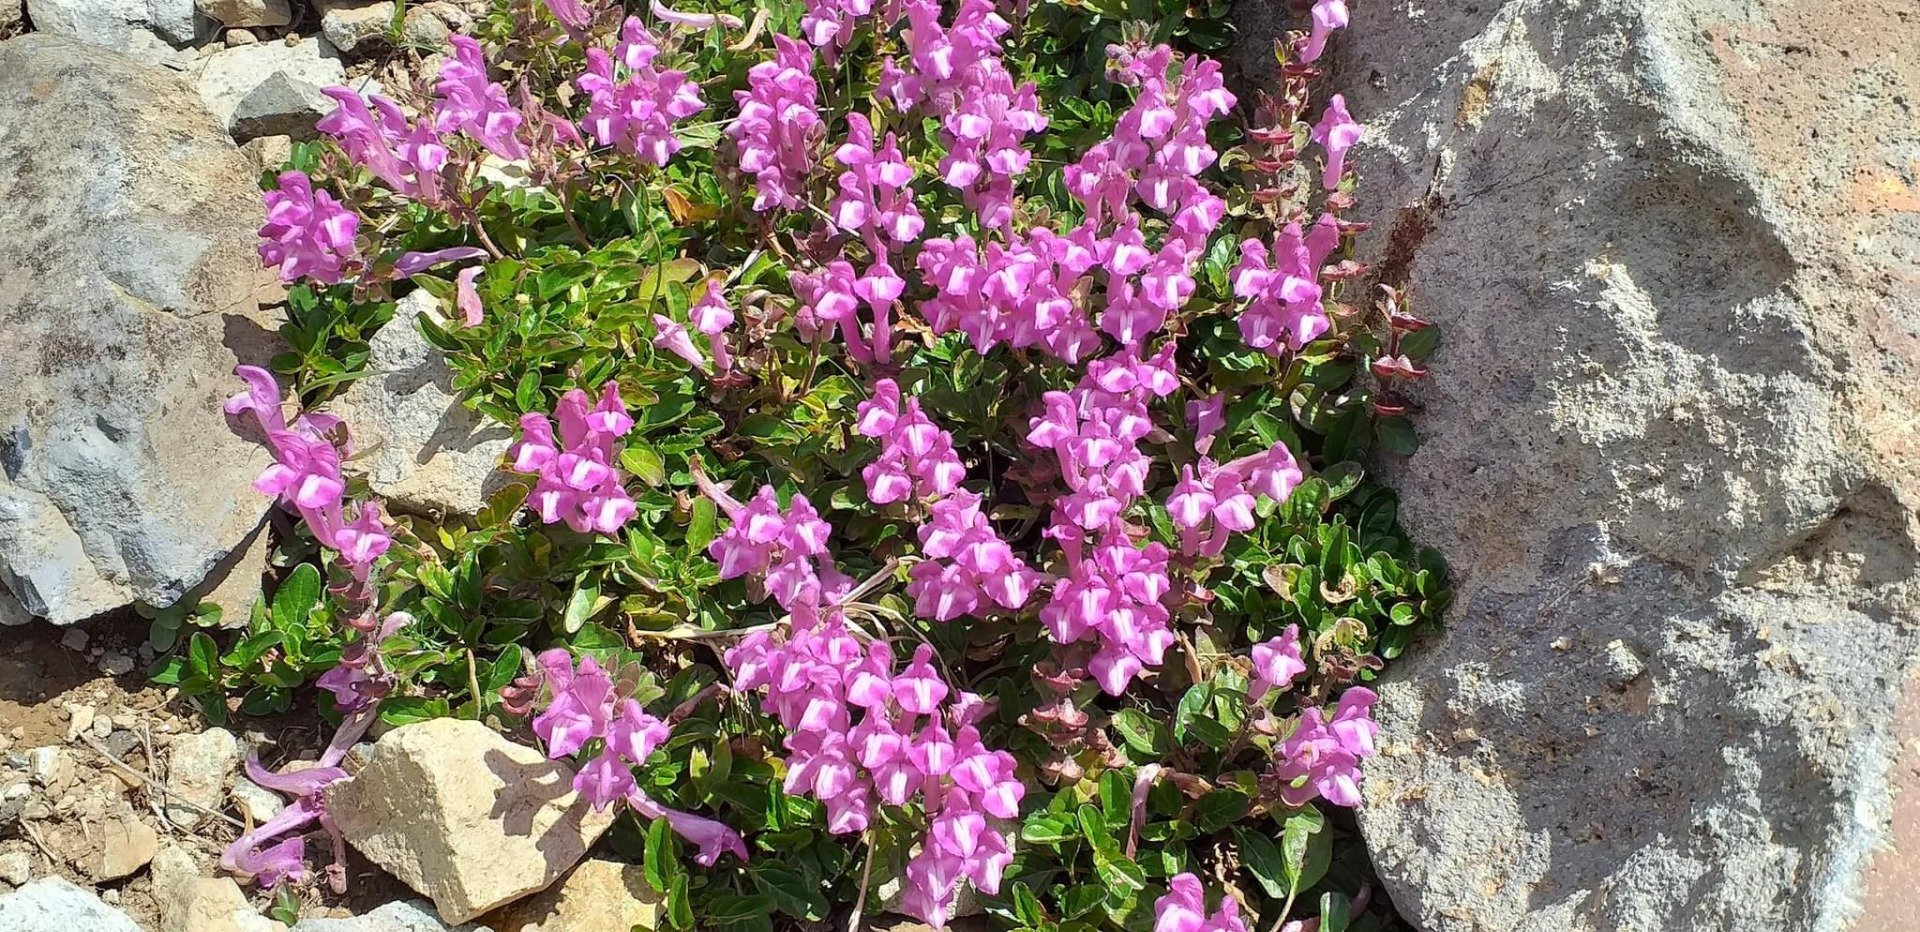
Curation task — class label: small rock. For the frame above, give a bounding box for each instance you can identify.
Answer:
[196,0,289,28]
[63,706,93,744]
[327,720,615,925]
[193,38,346,142]
[0,852,28,887]
[419,1,468,31]
[0,0,21,34]
[89,715,112,741]
[97,654,135,677]
[316,0,393,55]
[230,775,284,824]
[289,899,489,931]
[483,859,660,932]
[73,818,159,882]
[399,6,448,49]
[1603,638,1645,686]
[331,292,513,518]
[25,749,70,790]
[165,728,242,829]
[152,846,287,932]
[241,135,295,174]
[57,630,88,653]
[0,878,143,931]
[225,27,258,45]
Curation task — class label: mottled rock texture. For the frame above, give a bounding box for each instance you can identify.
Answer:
[0,34,279,625]
[326,720,614,925]
[1244,0,1920,928]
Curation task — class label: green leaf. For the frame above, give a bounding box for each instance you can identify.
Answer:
[1020,813,1077,845]
[644,816,678,893]
[562,575,601,634]
[1281,808,1332,897]
[1319,891,1352,932]
[187,632,219,682]
[1375,416,1419,456]
[687,496,717,554]
[1398,325,1440,360]
[1172,683,1213,745]
[1233,826,1289,899]
[1111,708,1170,756]
[272,563,321,631]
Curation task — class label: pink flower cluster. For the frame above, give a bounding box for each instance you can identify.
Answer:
[1275,687,1379,807]
[1165,445,1306,558]
[258,171,360,284]
[917,227,1103,362]
[508,384,639,536]
[1154,873,1250,932]
[908,489,1043,623]
[881,0,1045,230]
[531,649,749,864]
[1232,217,1339,355]
[729,35,821,210]
[225,366,389,601]
[854,379,964,504]
[318,88,454,204]
[792,259,903,366]
[435,36,530,160]
[701,480,1023,929]
[576,18,706,166]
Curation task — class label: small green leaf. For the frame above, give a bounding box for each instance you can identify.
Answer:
[272,563,321,631]
[562,575,601,634]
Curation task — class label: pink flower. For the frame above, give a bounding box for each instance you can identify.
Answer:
[1233,226,1331,355]
[508,384,638,536]
[1274,687,1379,808]
[1153,873,1249,932]
[434,36,529,160]
[652,314,709,372]
[1249,625,1306,700]
[1298,0,1349,64]
[542,0,596,31]
[1311,93,1363,190]
[455,267,484,326]
[258,171,359,284]
[728,36,821,210]
[690,281,736,373]
[576,19,707,166]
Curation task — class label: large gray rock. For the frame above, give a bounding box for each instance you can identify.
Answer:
[332,291,512,518]
[1283,1,1920,930]
[24,0,203,60]
[0,34,279,625]
[0,878,143,932]
[192,37,346,141]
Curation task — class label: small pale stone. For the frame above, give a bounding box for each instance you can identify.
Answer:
[152,845,287,932]
[165,728,242,829]
[97,653,135,677]
[196,0,290,28]
[483,859,661,932]
[63,706,93,743]
[58,630,88,652]
[225,27,258,44]
[0,878,143,931]
[0,851,29,886]
[26,749,69,789]
[316,0,394,54]
[230,776,284,824]
[288,899,488,931]
[74,819,158,882]
[326,720,614,924]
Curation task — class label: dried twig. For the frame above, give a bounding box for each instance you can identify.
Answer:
[77,733,245,831]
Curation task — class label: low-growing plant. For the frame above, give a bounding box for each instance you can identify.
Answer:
[202,0,1449,928]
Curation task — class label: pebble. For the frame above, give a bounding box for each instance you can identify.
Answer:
[65,705,95,743]
[98,653,136,677]
[226,27,259,45]
[59,629,89,652]
[27,748,70,788]
[91,715,113,740]
[0,850,30,885]
[230,775,284,824]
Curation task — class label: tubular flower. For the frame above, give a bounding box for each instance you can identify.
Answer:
[1153,874,1250,932]
[529,650,749,863]
[434,36,530,160]
[508,384,639,536]
[257,171,359,284]
[728,35,821,210]
[1273,687,1380,807]
[1298,0,1349,64]
[576,18,707,166]
[1311,93,1363,190]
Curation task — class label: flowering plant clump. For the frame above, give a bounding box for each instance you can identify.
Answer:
[177,0,1451,928]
